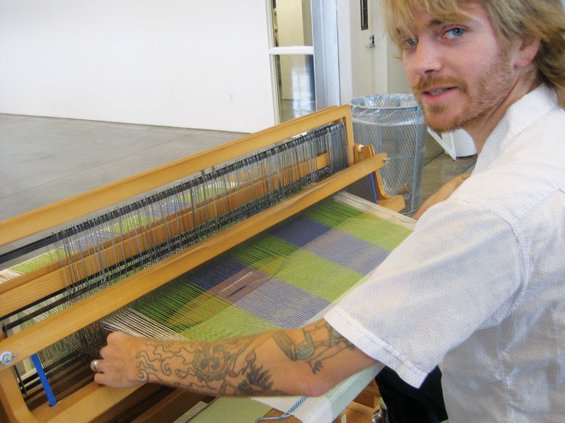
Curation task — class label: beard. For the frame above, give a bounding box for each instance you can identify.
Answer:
[412,47,514,133]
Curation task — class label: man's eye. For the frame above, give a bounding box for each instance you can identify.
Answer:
[403,37,418,49]
[444,27,465,40]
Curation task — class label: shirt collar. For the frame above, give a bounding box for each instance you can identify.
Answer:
[475,84,559,171]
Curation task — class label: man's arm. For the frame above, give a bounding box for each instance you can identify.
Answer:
[412,172,470,220]
[94,319,377,397]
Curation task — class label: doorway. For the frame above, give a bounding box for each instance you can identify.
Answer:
[269,0,316,122]
[268,0,342,123]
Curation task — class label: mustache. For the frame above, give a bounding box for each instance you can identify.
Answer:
[413,77,465,92]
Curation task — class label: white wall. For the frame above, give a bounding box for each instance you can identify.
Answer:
[0,0,275,133]
[337,0,409,105]
[372,0,410,95]
[348,0,376,98]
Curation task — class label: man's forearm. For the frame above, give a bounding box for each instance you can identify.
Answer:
[413,172,471,219]
[95,319,376,397]
[131,333,285,395]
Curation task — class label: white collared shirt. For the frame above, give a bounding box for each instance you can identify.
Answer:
[325,85,565,422]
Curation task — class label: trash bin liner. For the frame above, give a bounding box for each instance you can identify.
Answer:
[350,94,427,214]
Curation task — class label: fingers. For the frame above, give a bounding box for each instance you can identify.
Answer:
[90,332,145,389]
[89,332,116,375]
[93,369,112,386]
[90,357,110,385]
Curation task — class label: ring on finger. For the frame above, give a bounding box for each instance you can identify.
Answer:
[91,359,102,373]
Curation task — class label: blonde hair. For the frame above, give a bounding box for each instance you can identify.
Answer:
[381,0,565,107]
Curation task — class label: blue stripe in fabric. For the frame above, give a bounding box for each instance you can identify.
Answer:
[269,216,333,247]
[188,257,249,291]
[271,216,389,274]
[300,230,389,275]
[234,278,329,328]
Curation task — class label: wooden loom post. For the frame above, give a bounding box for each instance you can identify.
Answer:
[342,104,356,167]
[344,105,404,212]
[354,144,405,212]
[0,369,35,423]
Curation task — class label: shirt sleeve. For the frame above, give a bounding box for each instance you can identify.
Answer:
[324,198,524,387]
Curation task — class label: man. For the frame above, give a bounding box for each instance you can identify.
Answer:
[93,1,565,421]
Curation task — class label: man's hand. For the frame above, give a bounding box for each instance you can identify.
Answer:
[93,332,147,388]
[413,173,470,220]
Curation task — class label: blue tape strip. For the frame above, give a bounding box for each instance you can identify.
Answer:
[370,173,379,204]
[31,354,57,407]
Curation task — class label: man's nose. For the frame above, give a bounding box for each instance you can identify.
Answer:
[410,38,443,76]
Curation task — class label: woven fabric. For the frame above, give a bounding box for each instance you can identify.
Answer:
[132,195,412,340]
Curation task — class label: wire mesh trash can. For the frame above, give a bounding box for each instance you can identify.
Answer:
[350,94,427,214]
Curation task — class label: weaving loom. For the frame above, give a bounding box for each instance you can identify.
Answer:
[0,106,410,422]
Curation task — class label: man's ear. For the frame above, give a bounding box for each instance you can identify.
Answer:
[513,36,541,68]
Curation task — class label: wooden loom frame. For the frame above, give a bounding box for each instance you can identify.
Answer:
[0,105,403,423]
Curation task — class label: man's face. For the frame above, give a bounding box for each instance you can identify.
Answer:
[401,1,515,133]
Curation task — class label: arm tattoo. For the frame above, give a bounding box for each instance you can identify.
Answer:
[133,321,353,394]
[273,320,355,374]
[135,337,284,395]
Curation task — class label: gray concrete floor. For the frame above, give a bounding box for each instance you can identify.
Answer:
[0,114,244,221]
[0,111,475,224]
